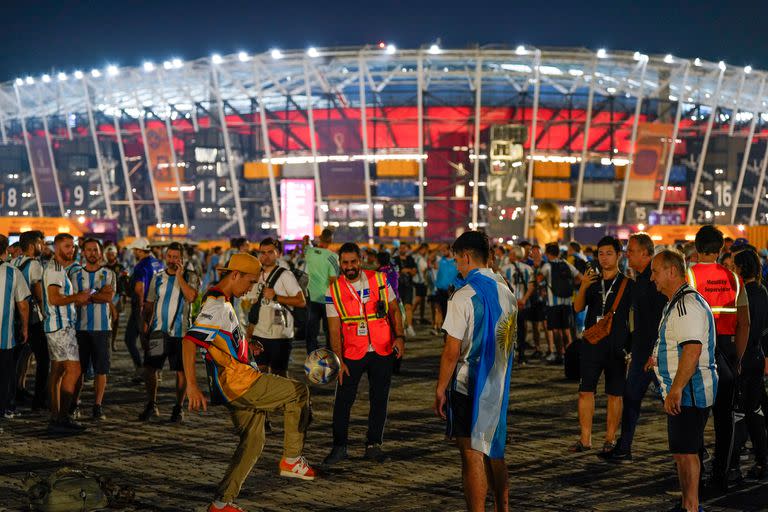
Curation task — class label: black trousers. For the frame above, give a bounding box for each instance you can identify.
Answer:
[712,339,738,476]
[732,365,768,467]
[305,301,328,354]
[332,351,394,447]
[0,348,15,413]
[28,322,49,408]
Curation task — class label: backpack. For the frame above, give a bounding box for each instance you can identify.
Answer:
[26,467,111,511]
[549,261,575,298]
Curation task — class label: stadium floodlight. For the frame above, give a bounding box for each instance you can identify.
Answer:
[745,65,753,74]
[41,74,51,83]
[385,44,396,55]
[91,69,101,78]
[307,47,320,58]
[143,61,155,72]
[596,48,608,59]
[515,45,527,55]
[163,61,173,70]
[694,58,702,66]
[57,72,67,81]
[15,78,23,86]
[25,76,35,85]
[538,65,562,76]
[106,65,119,77]
[633,51,642,61]
[271,48,284,60]
[171,58,183,68]
[664,54,674,64]
[718,60,726,71]
[238,51,250,62]
[74,70,84,79]
[428,44,441,55]
[568,69,584,76]
[501,63,532,73]
[212,53,223,64]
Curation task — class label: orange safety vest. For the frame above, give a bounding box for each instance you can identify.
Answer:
[686,262,740,336]
[329,270,393,360]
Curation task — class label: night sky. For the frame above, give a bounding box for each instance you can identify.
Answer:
[3,0,768,80]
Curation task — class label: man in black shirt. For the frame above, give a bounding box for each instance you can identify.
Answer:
[573,236,633,453]
[601,233,667,462]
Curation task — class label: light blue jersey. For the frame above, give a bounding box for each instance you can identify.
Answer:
[71,266,115,332]
[0,263,31,349]
[654,284,718,408]
[147,270,187,338]
[42,261,78,333]
[12,255,44,324]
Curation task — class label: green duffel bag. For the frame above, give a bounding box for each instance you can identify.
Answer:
[27,467,109,512]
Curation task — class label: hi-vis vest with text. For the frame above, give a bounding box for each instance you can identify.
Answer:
[686,263,740,336]
[329,270,392,360]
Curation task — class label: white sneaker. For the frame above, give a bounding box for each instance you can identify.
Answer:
[544,353,556,362]
[405,326,416,338]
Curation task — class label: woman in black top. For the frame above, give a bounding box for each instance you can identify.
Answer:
[732,249,768,479]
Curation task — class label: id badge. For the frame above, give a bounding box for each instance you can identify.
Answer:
[357,321,369,336]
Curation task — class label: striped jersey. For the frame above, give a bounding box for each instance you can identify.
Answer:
[147,270,195,337]
[538,259,580,306]
[71,266,116,332]
[0,262,31,349]
[501,261,533,302]
[653,284,718,408]
[42,261,78,333]
[12,255,44,324]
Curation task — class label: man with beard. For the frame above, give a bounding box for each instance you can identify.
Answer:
[323,243,404,465]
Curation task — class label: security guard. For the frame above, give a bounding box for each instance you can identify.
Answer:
[323,242,405,465]
[686,225,749,490]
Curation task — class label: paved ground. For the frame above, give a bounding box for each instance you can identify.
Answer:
[1,325,766,511]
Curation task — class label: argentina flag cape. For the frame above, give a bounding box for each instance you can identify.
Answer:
[456,268,517,458]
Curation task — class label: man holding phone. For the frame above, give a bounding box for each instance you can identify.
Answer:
[138,242,199,423]
[70,238,115,420]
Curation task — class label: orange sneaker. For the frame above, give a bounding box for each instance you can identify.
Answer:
[208,502,246,512]
[279,456,317,480]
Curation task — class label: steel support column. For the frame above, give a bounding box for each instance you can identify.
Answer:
[303,61,325,226]
[617,56,649,225]
[0,110,7,144]
[210,64,245,235]
[39,111,66,217]
[686,66,726,225]
[471,54,483,229]
[133,93,163,226]
[573,60,598,227]
[111,111,141,237]
[728,71,747,137]
[81,78,114,218]
[658,63,690,213]
[253,62,282,237]
[522,50,542,236]
[750,143,768,225]
[358,54,375,245]
[12,84,44,215]
[417,55,426,239]
[731,77,766,224]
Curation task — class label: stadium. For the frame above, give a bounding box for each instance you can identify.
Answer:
[3,44,768,245]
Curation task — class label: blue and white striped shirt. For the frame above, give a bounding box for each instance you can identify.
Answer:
[147,270,187,338]
[653,284,718,408]
[71,266,115,332]
[42,261,77,333]
[0,263,31,349]
[12,255,44,324]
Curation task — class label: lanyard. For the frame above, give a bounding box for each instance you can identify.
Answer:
[344,274,368,321]
[600,275,619,315]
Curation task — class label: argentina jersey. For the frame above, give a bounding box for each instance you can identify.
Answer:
[148,271,185,338]
[12,255,44,323]
[71,267,115,332]
[653,284,718,408]
[42,261,77,333]
[0,263,31,349]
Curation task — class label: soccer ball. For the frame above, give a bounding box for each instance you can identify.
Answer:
[304,349,341,385]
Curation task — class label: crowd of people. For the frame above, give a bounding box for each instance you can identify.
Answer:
[0,225,767,512]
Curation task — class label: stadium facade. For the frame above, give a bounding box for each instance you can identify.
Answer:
[1,45,767,243]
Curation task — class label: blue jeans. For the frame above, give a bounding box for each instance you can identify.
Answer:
[619,351,657,452]
[305,301,327,354]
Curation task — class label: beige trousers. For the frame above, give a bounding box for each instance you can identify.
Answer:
[217,374,310,502]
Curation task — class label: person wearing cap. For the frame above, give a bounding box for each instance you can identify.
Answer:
[124,238,164,381]
[183,253,316,512]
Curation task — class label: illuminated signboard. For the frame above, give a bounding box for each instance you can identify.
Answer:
[280,179,315,240]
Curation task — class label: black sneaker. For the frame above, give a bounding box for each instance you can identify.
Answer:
[323,445,348,465]
[364,444,389,463]
[601,446,633,463]
[138,402,159,422]
[170,404,184,423]
[92,405,106,421]
[49,417,87,434]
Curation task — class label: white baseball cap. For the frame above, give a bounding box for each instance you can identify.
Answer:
[126,237,151,251]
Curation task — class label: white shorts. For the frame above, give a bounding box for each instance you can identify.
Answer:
[47,326,79,362]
